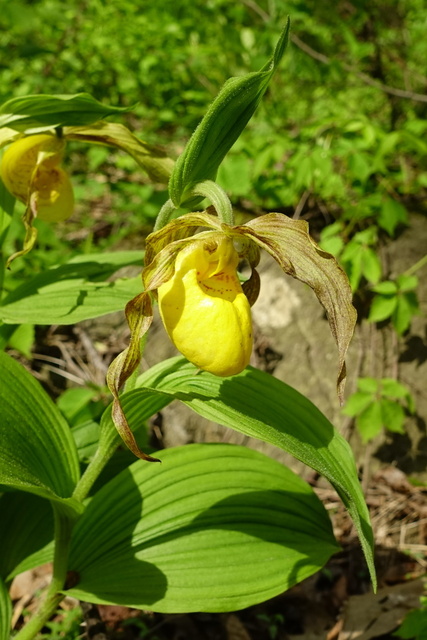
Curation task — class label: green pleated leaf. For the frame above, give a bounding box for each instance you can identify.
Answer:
[0,251,144,324]
[71,420,102,463]
[0,351,80,504]
[135,357,376,589]
[0,575,12,640]
[67,444,338,612]
[0,492,54,581]
[0,93,132,130]
[169,20,290,206]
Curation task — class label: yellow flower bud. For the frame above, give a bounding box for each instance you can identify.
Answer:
[158,236,253,376]
[0,134,74,222]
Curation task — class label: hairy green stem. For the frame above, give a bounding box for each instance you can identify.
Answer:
[154,198,177,231]
[71,436,118,502]
[13,506,74,640]
[71,332,150,502]
[189,180,234,225]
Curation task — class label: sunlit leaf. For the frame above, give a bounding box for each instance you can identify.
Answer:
[342,391,374,416]
[380,399,405,434]
[381,378,411,401]
[378,198,408,236]
[0,351,80,504]
[0,251,144,324]
[362,248,382,284]
[369,294,397,323]
[392,293,420,335]
[6,323,35,358]
[133,357,376,588]
[396,275,418,292]
[357,378,379,394]
[371,281,397,295]
[67,444,338,612]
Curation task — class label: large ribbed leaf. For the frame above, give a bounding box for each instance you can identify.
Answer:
[0,492,54,581]
[0,351,80,505]
[0,251,143,324]
[0,576,12,640]
[67,444,338,612]
[133,357,376,588]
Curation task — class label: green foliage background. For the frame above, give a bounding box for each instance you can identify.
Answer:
[1,0,426,226]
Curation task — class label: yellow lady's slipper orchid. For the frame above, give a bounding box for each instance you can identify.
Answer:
[0,133,74,222]
[158,236,252,376]
[107,209,357,461]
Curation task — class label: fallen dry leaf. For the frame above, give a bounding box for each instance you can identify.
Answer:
[338,578,425,640]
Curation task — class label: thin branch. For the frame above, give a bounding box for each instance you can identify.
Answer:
[293,188,311,220]
[240,0,270,22]
[290,34,330,64]
[291,33,427,103]
[241,0,427,104]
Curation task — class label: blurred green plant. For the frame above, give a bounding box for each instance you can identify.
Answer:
[257,612,285,640]
[394,596,427,640]
[38,606,83,640]
[369,274,420,334]
[343,377,416,443]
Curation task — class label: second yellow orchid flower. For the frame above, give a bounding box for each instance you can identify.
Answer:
[0,133,74,223]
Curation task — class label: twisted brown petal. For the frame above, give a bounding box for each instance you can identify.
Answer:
[234,213,357,403]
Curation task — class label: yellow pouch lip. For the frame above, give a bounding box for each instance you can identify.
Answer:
[158,237,253,377]
[33,166,75,222]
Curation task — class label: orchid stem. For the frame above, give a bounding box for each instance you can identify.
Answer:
[189,180,234,225]
[13,506,74,640]
[154,198,177,231]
